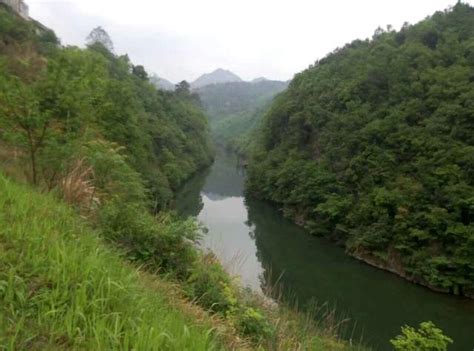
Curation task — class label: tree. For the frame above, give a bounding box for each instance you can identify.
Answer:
[246,2,474,294]
[175,80,191,95]
[390,322,453,351]
[0,78,54,185]
[86,26,114,53]
[132,65,148,80]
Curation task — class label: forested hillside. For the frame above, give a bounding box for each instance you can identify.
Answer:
[0,6,363,350]
[197,80,288,147]
[0,8,213,209]
[247,3,474,296]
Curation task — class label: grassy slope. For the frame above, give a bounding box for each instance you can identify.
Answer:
[0,171,362,351]
[0,173,224,350]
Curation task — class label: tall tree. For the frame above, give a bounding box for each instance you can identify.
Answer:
[175,80,191,95]
[132,65,148,81]
[0,78,54,185]
[86,26,114,53]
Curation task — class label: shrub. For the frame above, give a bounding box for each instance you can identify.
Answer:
[235,307,274,341]
[98,201,198,278]
[390,321,453,351]
[184,253,235,313]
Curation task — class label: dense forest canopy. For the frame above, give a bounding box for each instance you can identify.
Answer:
[0,3,465,349]
[0,5,213,209]
[0,8,365,349]
[247,3,474,296]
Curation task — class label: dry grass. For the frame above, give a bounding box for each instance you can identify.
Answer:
[0,142,28,182]
[59,158,99,214]
[199,252,367,350]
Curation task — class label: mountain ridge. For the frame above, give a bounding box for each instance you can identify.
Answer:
[150,74,175,91]
[191,68,242,89]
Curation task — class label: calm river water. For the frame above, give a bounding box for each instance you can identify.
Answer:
[175,149,474,351]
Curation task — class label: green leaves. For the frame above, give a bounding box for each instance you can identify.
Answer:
[0,10,213,204]
[247,3,474,293]
[390,321,453,351]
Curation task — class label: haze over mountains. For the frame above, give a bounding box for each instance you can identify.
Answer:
[149,68,288,151]
[152,68,287,91]
[191,68,242,89]
[150,74,175,91]
[196,78,288,149]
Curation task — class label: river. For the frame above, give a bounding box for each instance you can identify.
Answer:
[175,149,474,351]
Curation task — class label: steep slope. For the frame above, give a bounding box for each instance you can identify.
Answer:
[0,8,364,351]
[196,80,288,146]
[191,68,242,89]
[0,173,225,350]
[247,3,474,296]
[0,5,213,207]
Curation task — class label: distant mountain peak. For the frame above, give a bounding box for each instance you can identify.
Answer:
[251,77,268,83]
[150,74,175,91]
[192,69,242,89]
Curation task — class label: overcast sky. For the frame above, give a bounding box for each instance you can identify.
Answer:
[28,0,472,83]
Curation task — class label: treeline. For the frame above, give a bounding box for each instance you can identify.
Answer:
[247,3,474,296]
[0,7,360,349]
[0,10,213,210]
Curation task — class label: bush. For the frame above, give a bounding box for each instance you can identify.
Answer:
[235,307,274,341]
[98,201,198,278]
[390,321,453,351]
[184,253,235,313]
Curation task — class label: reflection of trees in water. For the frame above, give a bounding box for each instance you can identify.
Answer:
[246,197,381,343]
[245,197,474,351]
[176,149,474,351]
[202,149,245,198]
[175,149,246,217]
[245,197,307,301]
[174,167,210,217]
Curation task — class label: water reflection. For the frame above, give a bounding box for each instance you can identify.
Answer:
[175,149,474,351]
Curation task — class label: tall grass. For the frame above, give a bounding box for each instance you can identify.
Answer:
[0,173,223,350]
[0,170,366,350]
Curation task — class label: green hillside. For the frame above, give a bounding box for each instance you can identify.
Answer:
[0,6,361,350]
[196,80,288,147]
[247,3,474,296]
[0,173,225,350]
[0,5,213,208]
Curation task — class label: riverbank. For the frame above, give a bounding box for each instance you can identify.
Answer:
[350,249,474,300]
[0,171,362,350]
[277,205,474,300]
[0,173,225,350]
[175,149,474,351]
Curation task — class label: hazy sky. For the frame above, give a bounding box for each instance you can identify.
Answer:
[28,0,472,82]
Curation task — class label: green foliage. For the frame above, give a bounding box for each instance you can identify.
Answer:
[0,8,213,207]
[0,5,58,51]
[235,307,274,341]
[196,80,288,149]
[100,202,199,278]
[0,173,222,350]
[184,254,234,313]
[86,26,114,52]
[0,8,364,350]
[247,3,474,294]
[390,321,453,351]
[83,139,148,203]
[132,64,148,80]
[184,255,275,342]
[175,80,191,95]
